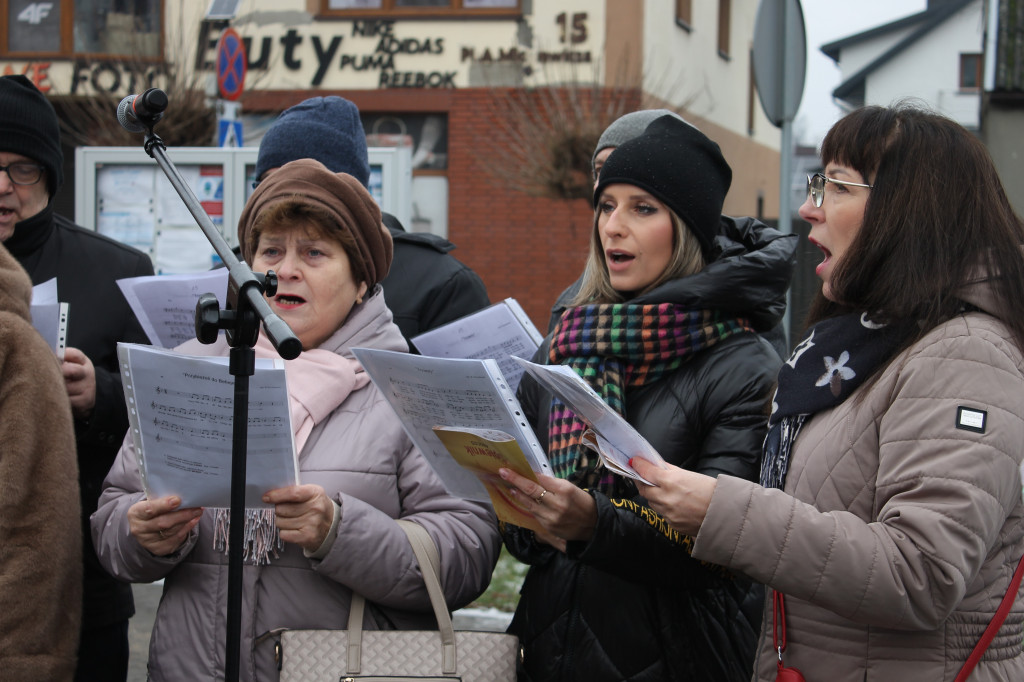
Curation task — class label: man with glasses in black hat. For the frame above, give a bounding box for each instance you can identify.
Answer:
[0,74,154,682]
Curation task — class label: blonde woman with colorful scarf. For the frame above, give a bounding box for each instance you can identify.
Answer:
[500,115,795,681]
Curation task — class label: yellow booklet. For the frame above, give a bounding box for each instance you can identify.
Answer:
[432,426,545,533]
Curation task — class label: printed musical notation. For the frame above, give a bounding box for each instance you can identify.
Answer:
[118,342,298,508]
[410,298,544,391]
[117,269,230,349]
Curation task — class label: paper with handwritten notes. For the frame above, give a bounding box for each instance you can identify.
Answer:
[117,342,297,508]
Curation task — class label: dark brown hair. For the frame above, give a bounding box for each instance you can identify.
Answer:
[806,103,1024,358]
[250,200,368,287]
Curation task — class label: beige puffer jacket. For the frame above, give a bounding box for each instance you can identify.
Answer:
[694,299,1024,682]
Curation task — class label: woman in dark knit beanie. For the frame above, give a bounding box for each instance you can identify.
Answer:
[501,114,781,681]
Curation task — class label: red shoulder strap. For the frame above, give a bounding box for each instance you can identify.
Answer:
[954,554,1024,682]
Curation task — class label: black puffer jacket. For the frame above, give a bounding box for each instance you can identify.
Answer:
[505,220,796,682]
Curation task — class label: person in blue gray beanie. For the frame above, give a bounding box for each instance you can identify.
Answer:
[255,96,489,349]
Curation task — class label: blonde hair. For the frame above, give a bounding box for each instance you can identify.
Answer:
[571,207,706,305]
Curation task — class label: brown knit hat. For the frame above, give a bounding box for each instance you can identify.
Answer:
[237,158,392,287]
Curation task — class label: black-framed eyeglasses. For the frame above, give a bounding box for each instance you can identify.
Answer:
[0,162,45,186]
[806,172,873,208]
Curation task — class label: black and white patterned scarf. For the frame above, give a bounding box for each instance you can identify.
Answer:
[760,312,905,489]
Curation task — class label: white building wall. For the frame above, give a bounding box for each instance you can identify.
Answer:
[841,0,983,129]
[641,0,777,149]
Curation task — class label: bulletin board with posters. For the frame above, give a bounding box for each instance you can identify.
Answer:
[74,146,412,274]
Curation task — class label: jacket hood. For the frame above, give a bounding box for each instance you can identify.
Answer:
[382,212,456,255]
[958,263,1010,322]
[554,216,797,332]
[0,241,32,323]
[178,283,408,359]
[651,215,797,331]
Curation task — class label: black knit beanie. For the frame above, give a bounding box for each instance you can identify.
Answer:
[0,75,63,197]
[593,114,731,257]
[255,96,370,187]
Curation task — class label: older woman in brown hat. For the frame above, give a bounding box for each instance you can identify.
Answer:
[91,159,501,682]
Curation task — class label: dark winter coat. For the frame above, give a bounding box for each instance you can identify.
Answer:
[505,219,796,682]
[5,205,153,631]
[380,212,490,348]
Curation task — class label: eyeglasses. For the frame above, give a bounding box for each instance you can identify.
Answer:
[806,172,872,208]
[0,162,45,186]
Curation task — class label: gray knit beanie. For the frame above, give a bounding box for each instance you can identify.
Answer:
[0,75,63,196]
[255,97,370,187]
[594,114,731,258]
[592,109,693,175]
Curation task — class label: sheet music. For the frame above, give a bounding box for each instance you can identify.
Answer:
[118,342,298,508]
[30,278,58,304]
[30,278,68,359]
[514,357,665,483]
[352,347,551,502]
[117,269,230,348]
[410,298,544,390]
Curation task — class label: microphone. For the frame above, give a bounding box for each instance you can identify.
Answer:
[117,88,169,132]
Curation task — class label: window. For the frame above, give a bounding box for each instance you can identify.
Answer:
[676,0,692,29]
[716,0,733,57]
[960,53,982,91]
[2,0,162,58]
[321,0,520,18]
[717,0,731,58]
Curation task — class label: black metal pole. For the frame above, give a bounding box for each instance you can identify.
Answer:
[225,345,255,682]
[121,93,300,682]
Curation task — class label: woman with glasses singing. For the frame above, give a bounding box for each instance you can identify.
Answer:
[632,104,1024,681]
[499,114,789,681]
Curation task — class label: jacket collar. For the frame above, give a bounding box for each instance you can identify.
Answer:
[3,201,55,258]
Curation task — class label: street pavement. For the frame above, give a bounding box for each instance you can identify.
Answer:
[127,582,512,681]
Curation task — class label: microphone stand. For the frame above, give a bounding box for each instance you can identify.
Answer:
[124,95,301,682]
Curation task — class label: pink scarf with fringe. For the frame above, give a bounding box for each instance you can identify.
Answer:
[213,334,369,564]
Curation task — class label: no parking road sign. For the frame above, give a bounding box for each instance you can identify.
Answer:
[216,28,246,101]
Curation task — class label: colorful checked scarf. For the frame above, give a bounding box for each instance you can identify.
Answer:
[760,312,905,490]
[548,302,753,497]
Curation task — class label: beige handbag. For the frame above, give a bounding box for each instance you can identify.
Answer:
[273,520,518,682]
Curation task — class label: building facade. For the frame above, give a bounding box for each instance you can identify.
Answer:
[1,0,781,327]
[822,0,983,131]
[982,0,1024,216]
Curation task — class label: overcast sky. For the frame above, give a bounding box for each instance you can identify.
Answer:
[795,0,928,146]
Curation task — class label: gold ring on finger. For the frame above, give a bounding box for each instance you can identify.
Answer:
[534,489,547,505]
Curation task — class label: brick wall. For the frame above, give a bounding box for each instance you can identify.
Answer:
[446,87,637,333]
